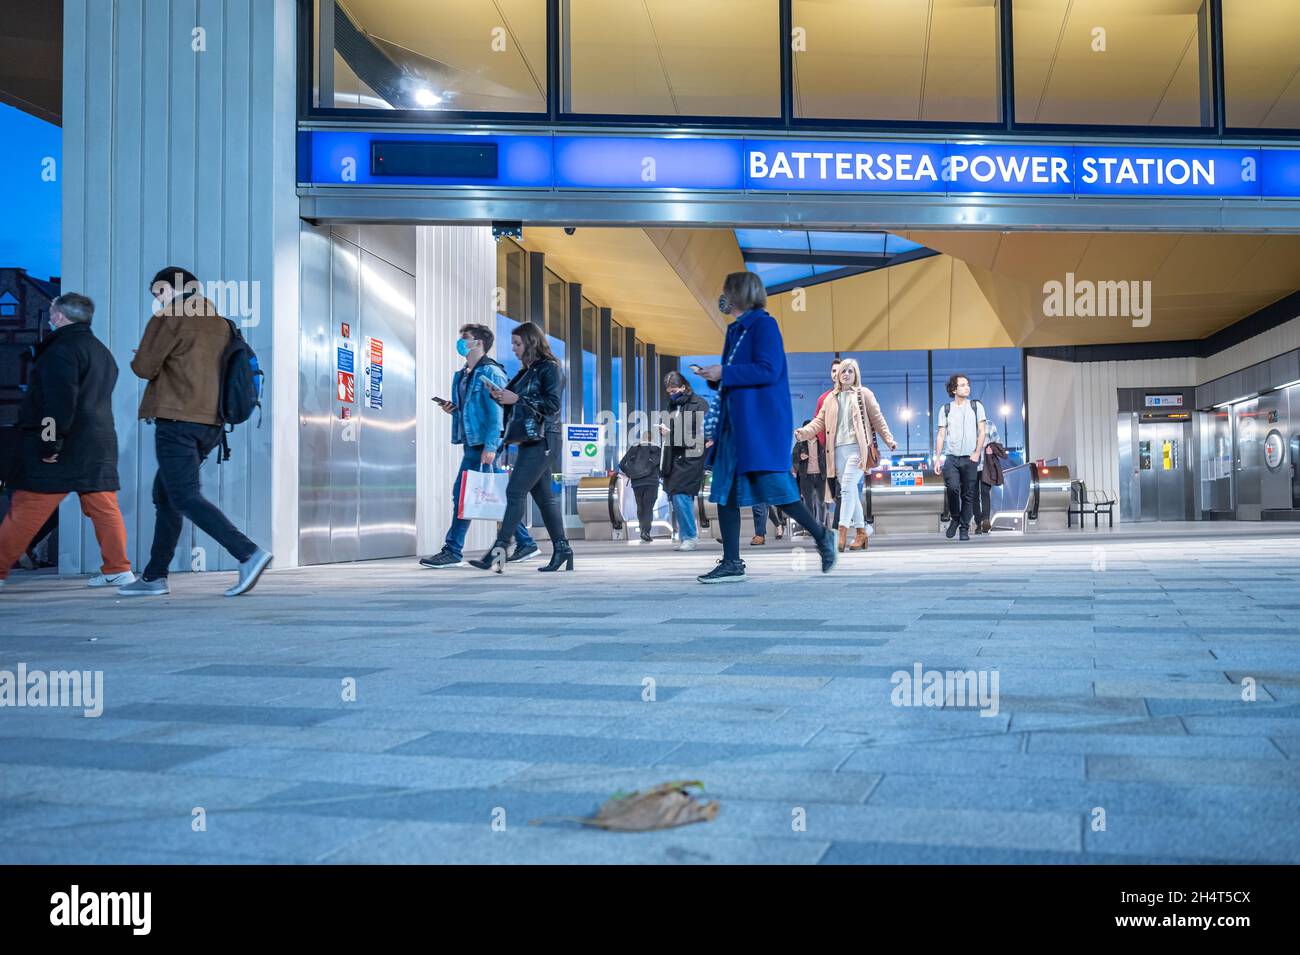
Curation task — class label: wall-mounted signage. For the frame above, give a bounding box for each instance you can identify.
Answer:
[301,131,1300,199]
[563,424,604,480]
[1145,394,1184,407]
[1265,430,1285,470]
[890,469,923,487]
[364,336,384,410]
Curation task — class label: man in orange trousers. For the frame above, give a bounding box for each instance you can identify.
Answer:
[0,293,133,589]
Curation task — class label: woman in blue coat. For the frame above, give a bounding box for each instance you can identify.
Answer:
[696,272,838,583]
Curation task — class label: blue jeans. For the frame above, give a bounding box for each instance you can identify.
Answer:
[444,444,535,559]
[671,493,697,541]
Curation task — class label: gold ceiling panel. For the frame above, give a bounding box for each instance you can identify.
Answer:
[520,227,735,355]
[1013,0,1204,126]
[1223,0,1300,128]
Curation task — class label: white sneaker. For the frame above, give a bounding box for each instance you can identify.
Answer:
[88,571,136,588]
[674,539,698,552]
[865,522,875,537]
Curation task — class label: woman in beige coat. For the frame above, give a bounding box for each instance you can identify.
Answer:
[795,358,898,551]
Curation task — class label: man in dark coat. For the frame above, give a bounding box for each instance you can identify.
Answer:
[658,371,709,551]
[0,293,134,589]
[619,431,662,543]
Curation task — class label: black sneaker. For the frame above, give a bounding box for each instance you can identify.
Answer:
[420,551,466,569]
[815,530,838,573]
[945,520,959,539]
[640,533,653,543]
[697,559,746,584]
[507,542,540,563]
[959,528,971,541]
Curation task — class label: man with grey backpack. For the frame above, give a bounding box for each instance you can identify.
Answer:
[933,373,987,543]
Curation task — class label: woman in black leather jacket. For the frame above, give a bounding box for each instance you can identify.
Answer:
[469,322,571,573]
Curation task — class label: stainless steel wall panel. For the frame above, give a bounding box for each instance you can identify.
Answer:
[62,0,299,574]
[356,248,417,560]
[327,237,362,563]
[298,222,335,566]
[298,226,418,564]
[359,225,417,276]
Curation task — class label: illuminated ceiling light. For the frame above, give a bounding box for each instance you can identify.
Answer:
[1275,379,1300,391]
[1213,394,1256,409]
[413,88,442,108]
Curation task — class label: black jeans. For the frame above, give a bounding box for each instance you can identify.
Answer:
[720,498,825,563]
[633,484,657,537]
[942,455,980,531]
[144,420,257,579]
[973,479,993,526]
[496,436,566,549]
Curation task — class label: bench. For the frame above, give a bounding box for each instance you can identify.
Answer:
[1069,481,1116,528]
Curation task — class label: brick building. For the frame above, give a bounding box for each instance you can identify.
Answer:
[0,267,59,426]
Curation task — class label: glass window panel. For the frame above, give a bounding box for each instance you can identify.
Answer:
[734,229,811,252]
[747,262,817,287]
[792,0,999,122]
[931,348,1024,454]
[542,268,570,428]
[1223,0,1300,129]
[1013,0,1208,127]
[635,340,647,414]
[807,232,887,254]
[581,298,599,425]
[495,238,529,322]
[316,0,546,112]
[563,0,780,117]
[843,351,930,459]
[494,314,523,381]
[884,235,924,255]
[610,322,624,452]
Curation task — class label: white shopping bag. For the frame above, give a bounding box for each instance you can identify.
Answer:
[457,467,509,520]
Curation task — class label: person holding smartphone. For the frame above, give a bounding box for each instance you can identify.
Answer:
[468,322,570,574]
[418,323,538,569]
[695,272,838,584]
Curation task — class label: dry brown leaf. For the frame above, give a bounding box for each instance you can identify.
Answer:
[529,780,720,831]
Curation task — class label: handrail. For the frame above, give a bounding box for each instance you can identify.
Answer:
[607,474,623,530]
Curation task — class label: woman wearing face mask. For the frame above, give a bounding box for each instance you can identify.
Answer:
[468,322,570,574]
[795,358,898,552]
[658,370,709,551]
[694,273,838,583]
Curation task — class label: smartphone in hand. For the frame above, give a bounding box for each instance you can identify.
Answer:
[689,363,703,375]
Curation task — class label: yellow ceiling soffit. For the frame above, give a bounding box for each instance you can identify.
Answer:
[519,227,730,354]
[768,255,1016,352]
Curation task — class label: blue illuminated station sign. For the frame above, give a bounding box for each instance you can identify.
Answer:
[300,131,1300,199]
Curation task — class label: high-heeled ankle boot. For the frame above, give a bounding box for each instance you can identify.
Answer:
[538,540,574,572]
[468,543,508,573]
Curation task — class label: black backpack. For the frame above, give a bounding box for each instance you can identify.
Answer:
[217,319,264,461]
[942,399,982,428]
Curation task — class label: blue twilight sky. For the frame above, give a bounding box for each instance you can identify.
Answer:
[0,102,62,281]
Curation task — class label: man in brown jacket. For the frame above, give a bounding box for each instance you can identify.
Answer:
[117,266,271,598]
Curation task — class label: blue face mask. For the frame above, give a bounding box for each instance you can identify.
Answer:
[456,338,472,357]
